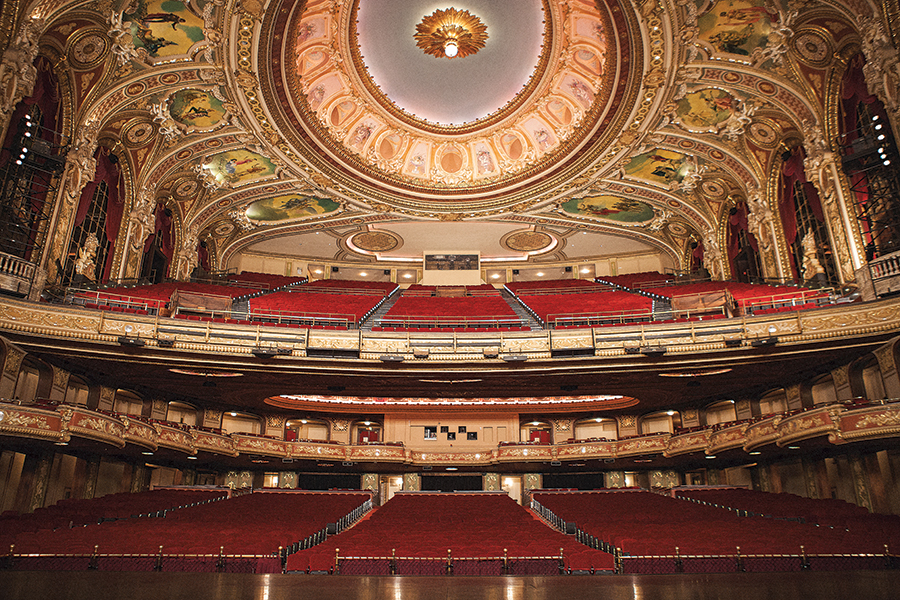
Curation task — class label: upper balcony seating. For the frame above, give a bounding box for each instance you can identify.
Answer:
[226,271,306,289]
[72,281,260,315]
[644,281,832,316]
[596,271,675,289]
[5,491,370,556]
[379,294,522,330]
[248,280,398,328]
[532,489,896,556]
[291,493,614,572]
[505,279,652,327]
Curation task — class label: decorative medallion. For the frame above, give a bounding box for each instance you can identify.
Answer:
[414,8,488,60]
[264,0,631,215]
[173,178,200,199]
[748,119,780,149]
[213,220,236,237]
[122,119,157,147]
[667,221,690,236]
[68,30,110,69]
[504,231,553,253]
[791,29,832,68]
[351,231,401,253]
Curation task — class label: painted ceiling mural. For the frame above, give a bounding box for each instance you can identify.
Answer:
[6,0,893,285]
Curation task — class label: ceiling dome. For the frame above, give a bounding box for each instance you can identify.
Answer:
[260,0,637,215]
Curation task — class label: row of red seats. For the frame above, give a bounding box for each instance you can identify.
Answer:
[675,488,900,532]
[533,490,898,556]
[514,290,652,323]
[596,271,675,288]
[505,279,598,294]
[249,290,388,325]
[227,272,306,288]
[7,491,370,557]
[0,489,227,544]
[382,296,518,327]
[289,493,614,572]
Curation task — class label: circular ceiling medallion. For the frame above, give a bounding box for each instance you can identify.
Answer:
[351,231,401,253]
[504,230,553,252]
[414,8,488,60]
[68,30,110,69]
[122,119,156,147]
[262,0,636,214]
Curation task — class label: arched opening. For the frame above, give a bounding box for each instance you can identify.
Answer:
[758,388,787,415]
[727,203,763,283]
[113,389,144,416]
[704,400,736,426]
[779,147,837,285]
[166,401,198,426]
[63,376,90,406]
[352,419,381,444]
[519,420,552,444]
[811,375,838,406]
[287,418,331,442]
[838,53,900,260]
[573,417,618,441]
[640,411,677,435]
[221,411,262,435]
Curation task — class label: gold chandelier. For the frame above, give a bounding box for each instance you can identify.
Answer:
[414,8,488,59]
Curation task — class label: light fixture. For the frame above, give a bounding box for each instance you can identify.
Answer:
[788,445,801,450]
[415,8,488,60]
[142,451,154,455]
[446,467,458,471]
[187,455,198,460]
[749,451,762,455]
[359,272,367,277]
[444,40,458,57]
[666,410,675,416]
[230,411,238,417]
[706,455,716,459]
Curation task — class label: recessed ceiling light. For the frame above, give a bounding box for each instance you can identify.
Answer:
[666,410,675,416]
[230,411,238,417]
[403,273,412,279]
[749,451,762,455]
[706,455,716,459]
[788,446,801,450]
[187,455,198,460]
[360,272,367,276]
[446,467,458,471]
[536,272,544,276]
[142,451,153,456]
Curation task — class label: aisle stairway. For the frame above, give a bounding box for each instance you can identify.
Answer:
[500,289,544,330]
[358,289,402,331]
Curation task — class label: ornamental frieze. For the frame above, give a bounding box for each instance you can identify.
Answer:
[497,445,552,460]
[193,432,238,456]
[556,442,615,458]
[156,425,194,452]
[616,435,669,457]
[663,431,710,457]
[840,405,900,441]
[121,417,158,451]
[777,409,837,446]
[292,443,347,459]
[233,435,288,456]
[708,425,749,455]
[743,416,782,451]
[348,446,406,461]
[69,413,126,447]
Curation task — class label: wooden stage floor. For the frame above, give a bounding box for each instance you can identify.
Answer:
[2,570,900,600]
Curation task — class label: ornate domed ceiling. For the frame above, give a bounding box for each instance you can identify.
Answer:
[24,0,869,280]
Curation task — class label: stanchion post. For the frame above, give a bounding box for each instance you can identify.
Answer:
[334,548,340,574]
[736,545,744,572]
[390,548,396,576]
[88,545,99,570]
[675,546,683,573]
[154,545,163,572]
[217,546,225,572]
[447,549,452,575]
[800,545,809,570]
[503,548,508,575]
